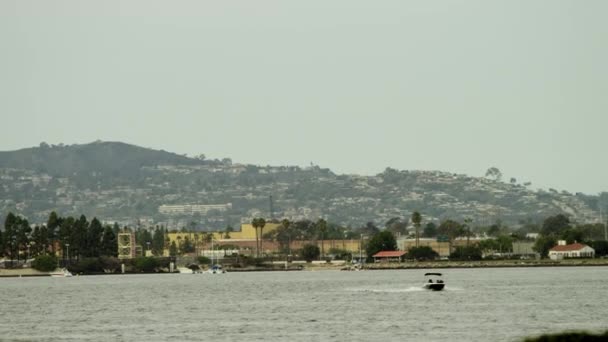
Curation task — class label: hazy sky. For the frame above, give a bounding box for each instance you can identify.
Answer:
[1,1,606,194]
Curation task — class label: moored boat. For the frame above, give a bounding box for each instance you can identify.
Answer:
[205,264,226,274]
[50,268,73,278]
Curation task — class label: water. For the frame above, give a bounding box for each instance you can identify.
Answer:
[1,267,607,342]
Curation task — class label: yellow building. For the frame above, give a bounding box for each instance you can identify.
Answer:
[165,223,282,250]
[227,223,281,240]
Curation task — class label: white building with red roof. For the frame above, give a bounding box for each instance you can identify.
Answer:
[372,251,407,263]
[548,241,595,260]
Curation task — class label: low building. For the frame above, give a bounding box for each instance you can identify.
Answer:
[512,242,536,258]
[549,242,595,260]
[372,251,407,263]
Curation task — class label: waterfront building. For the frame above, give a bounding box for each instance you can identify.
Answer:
[549,241,595,260]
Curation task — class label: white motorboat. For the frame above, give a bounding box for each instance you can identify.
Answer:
[178,267,194,274]
[205,264,226,274]
[423,272,445,291]
[50,268,73,277]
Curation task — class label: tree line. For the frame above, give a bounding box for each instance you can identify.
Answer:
[2,211,607,266]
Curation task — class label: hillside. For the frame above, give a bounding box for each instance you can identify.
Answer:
[0,141,605,229]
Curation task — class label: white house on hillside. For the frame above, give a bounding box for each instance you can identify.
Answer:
[549,241,595,260]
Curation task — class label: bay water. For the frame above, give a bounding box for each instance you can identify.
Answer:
[1,267,607,341]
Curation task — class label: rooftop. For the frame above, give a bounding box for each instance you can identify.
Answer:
[372,251,407,258]
[549,243,589,252]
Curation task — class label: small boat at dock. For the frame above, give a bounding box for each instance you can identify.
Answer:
[50,268,73,277]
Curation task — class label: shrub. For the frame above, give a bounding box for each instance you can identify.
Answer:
[134,257,159,272]
[70,258,103,274]
[407,246,439,261]
[197,256,211,265]
[32,255,58,272]
[524,330,608,342]
[301,244,320,262]
[99,256,120,273]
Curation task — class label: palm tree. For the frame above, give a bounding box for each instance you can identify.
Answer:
[316,218,327,259]
[251,218,260,257]
[251,218,266,258]
[281,218,292,256]
[258,218,266,257]
[411,211,422,248]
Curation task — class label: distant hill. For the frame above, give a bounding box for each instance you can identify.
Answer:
[0,141,205,179]
[0,141,605,229]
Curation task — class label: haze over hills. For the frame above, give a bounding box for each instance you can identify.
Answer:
[0,141,606,230]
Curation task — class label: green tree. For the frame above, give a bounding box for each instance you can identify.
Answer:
[301,244,320,262]
[591,240,608,257]
[422,222,438,238]
[179,236,194,254]
[4,212,19,265]
[46,211,61,254]
[495,235,513,254]
[85,218,104,257]
[71,215,88,260]
[134,257,158,272]
[407,246,438,260]
[361,221,380,236]
[32,255,58,272]
[100,226,117,257]
[251,218,266,257]
[15,216,31,262]
[169,241,178,257]
[30,226,44,257]
[365,231,397,258]
[385,217,407,235]
[275,219,293,254]
[487,224,501,237]
[533,236,557,258]
[541,214,571,237]
[197,256,211,265]
[58,216,75,261]
[561,228,584,244]
[437,219,464,252]
[485,167,502,181]
[411,211,422,247]
[152,227,165,256]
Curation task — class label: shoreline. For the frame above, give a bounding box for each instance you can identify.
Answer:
[2,259,608,277]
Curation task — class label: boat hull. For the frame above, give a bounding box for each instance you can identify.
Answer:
[424,283,445,291]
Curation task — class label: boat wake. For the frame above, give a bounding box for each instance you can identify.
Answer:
[347,286,463,293]
[347,286,425,293]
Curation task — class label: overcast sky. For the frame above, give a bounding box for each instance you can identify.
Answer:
[1,1,606,194]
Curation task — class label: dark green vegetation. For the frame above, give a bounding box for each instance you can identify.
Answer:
[2,210,608,272]
[523,331,608,342]
[0,211,171,273]
[31,255,58,272]
[407,246,438,260]
[1,141,607,229]
[365,231,397,257]
[301,244,320,262]
[532,214,607,258]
